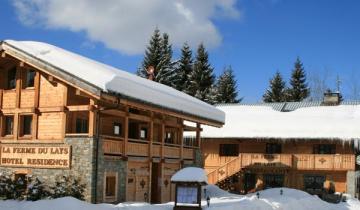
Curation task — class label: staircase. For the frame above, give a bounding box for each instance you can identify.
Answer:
[207,156,242,185]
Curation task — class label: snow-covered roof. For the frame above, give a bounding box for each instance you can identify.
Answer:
[0,40,224,125]
[186,105,360,140]
[171,167,208,184]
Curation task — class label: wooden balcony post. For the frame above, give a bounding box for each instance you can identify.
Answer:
[32,71,40,139]
[15,66,22,108]
[123,107,129,157]
[61,85,68,139]
[88,99,96,137]
[180,120,184,162]
[0,89,3,109]
[148,112,154,201]
[196,123,201,148]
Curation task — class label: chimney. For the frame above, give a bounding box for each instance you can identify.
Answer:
[322,90,340,106]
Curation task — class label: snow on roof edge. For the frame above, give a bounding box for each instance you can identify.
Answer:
[2,40,225,125]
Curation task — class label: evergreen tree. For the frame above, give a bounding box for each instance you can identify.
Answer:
[174,42,193,92]
[214,66,241,104]
[288,57,309,101]
[263,71,287,102]
[137,29,176,87]
[188,43,216,103]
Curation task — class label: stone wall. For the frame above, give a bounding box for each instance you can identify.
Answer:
[0,137,97,202]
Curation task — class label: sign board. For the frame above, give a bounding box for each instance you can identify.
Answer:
[356,155,360,166]
[0,145,71,169]
[176,186,198,204]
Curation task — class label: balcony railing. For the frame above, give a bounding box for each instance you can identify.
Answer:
[207,153,355,184]
[102,135,196,160]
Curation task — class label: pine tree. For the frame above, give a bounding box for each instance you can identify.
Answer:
[263,71,286,102]
[188,43,215,103]
[174,42,193,92]
[137,29,176,87]
[214,66,241,104]
[288,57,309,101]
[137,28,162,78]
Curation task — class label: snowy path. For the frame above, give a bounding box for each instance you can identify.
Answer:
[1,187,359,210]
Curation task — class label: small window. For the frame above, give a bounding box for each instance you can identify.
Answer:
[20,115,32,136]
[25,70,35,88]
[76,118,88,133]
[266,143,282,154]
[4,116,14,136]
[7,68,16,89]
[140,128,148,139]
[219,144,239,156]
[313,144,335,154]
[113,123,122,136]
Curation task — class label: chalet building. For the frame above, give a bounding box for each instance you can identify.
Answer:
[191,97,360,198]
[0,40,225,203]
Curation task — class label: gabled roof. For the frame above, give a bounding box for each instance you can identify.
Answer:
[0,40,225,125]
[188,104,360,140]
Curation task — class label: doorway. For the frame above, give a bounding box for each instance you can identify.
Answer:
[244,173,256,194]
[151,163,160,203]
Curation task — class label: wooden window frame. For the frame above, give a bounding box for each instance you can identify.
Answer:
[24,69,36,89]
[2,115,14,137]
[103,171,118,202]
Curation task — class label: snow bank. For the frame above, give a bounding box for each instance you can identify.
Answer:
[187,105,360,140]
[1,187,359,210]
[171,167,208,183]
[1,40,225,124]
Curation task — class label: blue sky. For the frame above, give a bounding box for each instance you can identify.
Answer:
[1,0,359,102]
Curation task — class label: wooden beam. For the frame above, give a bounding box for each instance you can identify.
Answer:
[196,123,201,148]
[123,106,129,157]
[1,51,6,58]
[15,66,21,108]
[183,125,203,132]
[32,71,40,140]
[128,113,151,122]
[61,85,68,139]
[160,115,165,159]
[67,105,91,112]
[1,108,35,114]
[13,113,19,140]
[100,109,126,117]
[180,120,184,163]
[88,99,96,137]
[0,89,3,109]
[148,112,154,201]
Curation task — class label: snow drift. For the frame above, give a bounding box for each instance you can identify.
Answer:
[1,187,359,210]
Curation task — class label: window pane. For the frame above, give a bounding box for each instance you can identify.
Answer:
[22,115,32,135]
[76,118,88,133]
[5,116,14,135]
[7,68,16,89]
[26,70,35,88]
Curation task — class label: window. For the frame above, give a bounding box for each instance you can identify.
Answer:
[113,123,122,136]
[20,115,32,136]
[76,118,88,133]
[7,68,16,89]
[266,143,282,154]
[104,172,117,201]
[4,116,14,136]
[25,70,35,88]
[264,174,284,189]
[140,128,148,139]
[313,144,335,154]
[219,144,239,156]
[304,175,325,191]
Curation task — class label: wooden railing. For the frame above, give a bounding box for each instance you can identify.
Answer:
[101,136,195,160]
[207,153,355,184]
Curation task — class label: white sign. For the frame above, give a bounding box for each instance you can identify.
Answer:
[177,186,198,204]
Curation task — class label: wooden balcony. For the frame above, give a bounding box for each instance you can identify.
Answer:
[207,153,355,184]
[293,154,355,171]
[101,136,196,160]
[2,90,16,109]
[102,136,124,155]
[241,153,292,168]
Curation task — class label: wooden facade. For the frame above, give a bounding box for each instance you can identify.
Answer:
[202,139,356,195]
[0,45,221,203]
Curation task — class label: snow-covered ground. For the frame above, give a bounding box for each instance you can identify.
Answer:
[1,186,359,210]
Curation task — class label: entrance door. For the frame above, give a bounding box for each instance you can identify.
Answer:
[151,163,160,203]
[244,173,256,194]
[264,174,284,189]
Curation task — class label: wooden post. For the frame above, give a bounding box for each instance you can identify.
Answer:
[88,99,96,137]
[32,71,40,139]
[179,120,184,163]
[124,106,129,157]
[196,123,201,148]
[13,113,19,140]
[61,85,68,139]
[160,117,165,159]
[148,112,154,202]
[0,89,3,109]
[15,66,22,108]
